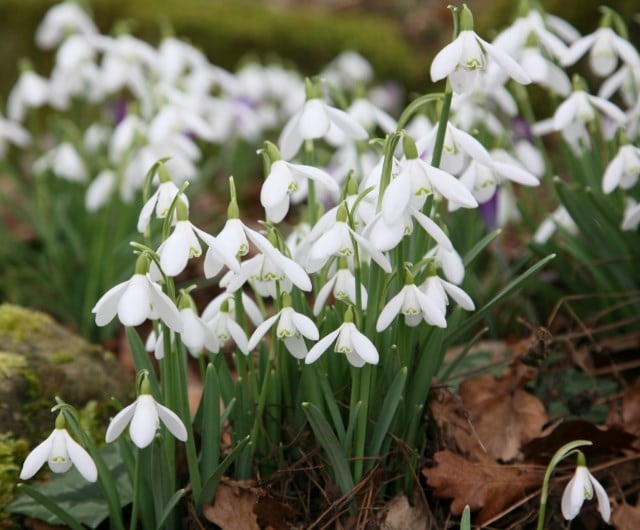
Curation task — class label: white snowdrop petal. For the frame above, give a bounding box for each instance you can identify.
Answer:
[589,471,611,522]
[92,280,130,327]
[20,432,55,480]
[156,403,188,442]
[291,312,319,340]
[105,402,137,443]
[284,336,308,359]
[561,474,582,520]
[431,37,464,82]
[553,97,578,130]
[563,34,597,66]
[278,113,304,160]
[63,430,97,482]
[481,38,531,84]
[299,99,330,139]
[305,328,340,364]
[227,319,249,355]
[376,290,405,332]
[148,280,183,332]
[325,106,368,140]
[602,154,624,193]
[118,275,151,327]
[313,277,336,315]
[416,289,447,328]
[130,396,158,448]
[492,161,539,186]
[248,314,279,351]
[441,280,475,310]
[587,95,627,125]
[350,328,379,365]
[411,209,454,251]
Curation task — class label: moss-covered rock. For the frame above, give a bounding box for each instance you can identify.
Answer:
[0,304,132,443]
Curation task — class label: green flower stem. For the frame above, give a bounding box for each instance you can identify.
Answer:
[175,340,202,501]
[536,440,593,530]
[304,139,318,226]
[129,450,141,530]
[352,363,372,483]
[430,89,453,170]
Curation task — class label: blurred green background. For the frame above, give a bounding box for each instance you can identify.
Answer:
[1,0,639,101]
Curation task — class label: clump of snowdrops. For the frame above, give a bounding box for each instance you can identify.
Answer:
[7,0,636,526]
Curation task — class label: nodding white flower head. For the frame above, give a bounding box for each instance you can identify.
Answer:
[20,414,97,482]
[35,1,98,49]
[305,308,379,367]
[106,377,187,449]
[33,142,87,183]
[602,143,640,193]
[248,294,319,359]
[305,202,392,274]
[0,116,30,157]
[430,5,530,94]
[85,169,116,212]
[561,454,610,523]
[376,270,447,332]
[278,78,368,160]
[137,165,189,233]
[621,198,640,231]
[533,205,579,244]
[313,259,368,315]
[321,51,374,90]
[260,141,339,223]
[420,269,475,318]
[7,67,50,122]
[92,254,183,332]
[204,298,250,355]
[563,9,640,78]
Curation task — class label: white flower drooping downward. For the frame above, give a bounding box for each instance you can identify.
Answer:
[430,5,530,94]
[305,308,379,367]
[248,293,319,359]
[20,413,97,482]
[92,253,183,332]
[561,453,611,523]
[106,374,187,449]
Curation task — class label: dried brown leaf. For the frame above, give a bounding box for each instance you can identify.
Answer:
[608,378,640,437]
[202,478,261,530]
[423,450,543,525]
[428,386,490,462]
[459,364,547,461]
[379,492,433,530]
[612,500,640,530]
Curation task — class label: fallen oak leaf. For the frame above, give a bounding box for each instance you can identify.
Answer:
[459,363,547,462]
[423,450,543,525]
[202,478,261,530]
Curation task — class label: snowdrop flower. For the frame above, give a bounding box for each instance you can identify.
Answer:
[346,97,397,135]
[106,380,187,449]
[248,294,319,358]
[321,51,373,90]
[561,456,610,522]
[376,272,447,331]
[0,116,30,157]
[420,270,475,319]
[621,198,640,231]
[202,291,263,329]
[92,254,182,332]
[305,202,392,274]
[221,246,310,298]
[383,137,478,219]
[492,9,573,62]
[35,1,98,50]
[417,121,494,176]
[85,169,117,212]
[137,171,189,233]
[313,259,367,315]
[34,142,87,183]
[20,414,97,482]
[430,5,530,94]
[204,299,250,355]
[563,18,640,77]
[602,143,640,193]
[305,308,379,367]
[260,141,339,223]
[518,47,571,96]
[533,205,579,244]
[458,150,539,205]
[278,79,368,159]
[7,68,49,122]
[532,85,626,151]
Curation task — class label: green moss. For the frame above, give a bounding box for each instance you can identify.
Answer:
[0,433,28,519]
[50,352,74,364]
[0,352,27,378]
[0,306,49,346]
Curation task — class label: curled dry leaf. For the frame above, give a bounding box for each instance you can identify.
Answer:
[608,377,640,437]
[379,491,433,530]
[458,363,548,462]
[202,478,261,530]
[611,499,640,530]
[423,450,543,525]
